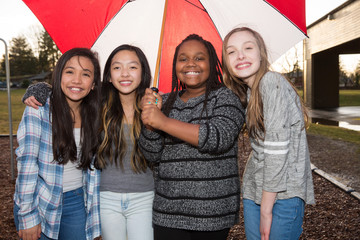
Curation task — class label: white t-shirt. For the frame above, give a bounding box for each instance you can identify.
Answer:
[63,128,83,192]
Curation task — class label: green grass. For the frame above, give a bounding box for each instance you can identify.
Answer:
[0,89,26,135]
[308,123,360,146]
[339,89,360,106]
[297,89,360,106]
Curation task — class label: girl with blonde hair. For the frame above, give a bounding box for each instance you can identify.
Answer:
[222,27,315,240]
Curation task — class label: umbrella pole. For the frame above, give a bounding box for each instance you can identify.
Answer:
[153,0,168,88]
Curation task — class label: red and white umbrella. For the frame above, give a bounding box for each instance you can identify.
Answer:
[23,0,306,93]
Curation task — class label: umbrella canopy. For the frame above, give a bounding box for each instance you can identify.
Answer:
[23,0,306,93]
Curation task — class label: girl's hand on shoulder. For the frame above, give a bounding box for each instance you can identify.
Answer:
[24,96,42,110]
[18,224,41,240]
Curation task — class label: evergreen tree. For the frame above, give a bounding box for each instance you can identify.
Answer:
[0,36,37,76]
[38,30,61,72]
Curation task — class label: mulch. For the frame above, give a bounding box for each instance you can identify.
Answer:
[0,134,359,240]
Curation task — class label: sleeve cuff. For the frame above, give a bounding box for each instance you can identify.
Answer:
[22,82,52,105]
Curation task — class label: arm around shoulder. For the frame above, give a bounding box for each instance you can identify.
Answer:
[22,82,52,106]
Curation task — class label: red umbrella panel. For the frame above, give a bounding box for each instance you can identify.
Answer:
[23,0,307,93]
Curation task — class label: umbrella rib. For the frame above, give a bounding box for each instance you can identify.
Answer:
[180,0,223,40]
[184,0,207,12]
[90,0,133,49]
[195,0,222,40]
[263,0,308,37]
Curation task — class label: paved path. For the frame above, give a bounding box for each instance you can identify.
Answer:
[309,106,360,131]
[309,106,360,198]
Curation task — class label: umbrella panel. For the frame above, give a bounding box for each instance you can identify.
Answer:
[23,0,128,53]
[23,0,307,93]
[158,0,223,92]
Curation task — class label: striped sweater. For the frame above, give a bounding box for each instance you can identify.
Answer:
[139,86,245,231]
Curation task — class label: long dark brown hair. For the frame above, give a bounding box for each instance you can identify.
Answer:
[51,48,101,169]
[97,45,151,172]
[162,34,223,117]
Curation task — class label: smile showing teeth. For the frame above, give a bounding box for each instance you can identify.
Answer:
[120,81,132,84]
[236,63,251,69]
[70,87,81,91]
[185,71,200,75]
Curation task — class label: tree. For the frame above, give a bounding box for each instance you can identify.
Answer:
[0,36,38,76]
[272,43,304,88]
[352,60,360,87]
[281,44,303,88]
[38,30,61,72]
[0,54,5,77]
[339,59,352,88]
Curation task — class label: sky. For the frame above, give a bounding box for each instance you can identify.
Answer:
[0,0,358,73]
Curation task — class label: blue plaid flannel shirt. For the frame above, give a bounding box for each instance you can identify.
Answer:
[14,98,101,239]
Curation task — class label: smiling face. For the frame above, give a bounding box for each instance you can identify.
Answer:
[110,50,142,97]
[225,30,261,88]
[60,56,94,107]
[175,40,210,94]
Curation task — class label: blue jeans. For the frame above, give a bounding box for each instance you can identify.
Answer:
[58,187,86,240]
[243,197,305,240]
[14,187,86,240]
[100,191,154,240]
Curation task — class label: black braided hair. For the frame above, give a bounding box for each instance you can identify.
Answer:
[162,34,223,117]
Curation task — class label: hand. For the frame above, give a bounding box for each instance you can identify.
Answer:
[260,210,272,240]
[140,88,162,110]
[24,96,42,109]
[260,191,277,240]
[141,102,166,130]
[18,224,41,240]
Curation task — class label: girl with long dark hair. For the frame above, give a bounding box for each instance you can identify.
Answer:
[97,44,154,240]
[14,48,101,240]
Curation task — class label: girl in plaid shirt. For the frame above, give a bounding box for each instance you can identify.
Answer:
[14,48,102,240]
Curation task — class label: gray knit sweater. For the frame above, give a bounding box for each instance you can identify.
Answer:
[139,86,245,231]
[242,72,315,205]
[22,82,52,105]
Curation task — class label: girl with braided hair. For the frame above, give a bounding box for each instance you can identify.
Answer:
[139,34,245,240]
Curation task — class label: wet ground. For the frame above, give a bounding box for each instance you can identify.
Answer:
[310,106,360,131]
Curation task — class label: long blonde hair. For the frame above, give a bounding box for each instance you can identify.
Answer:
[222,27,308,140]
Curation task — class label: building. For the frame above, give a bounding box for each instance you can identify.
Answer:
[303,0,360,108]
